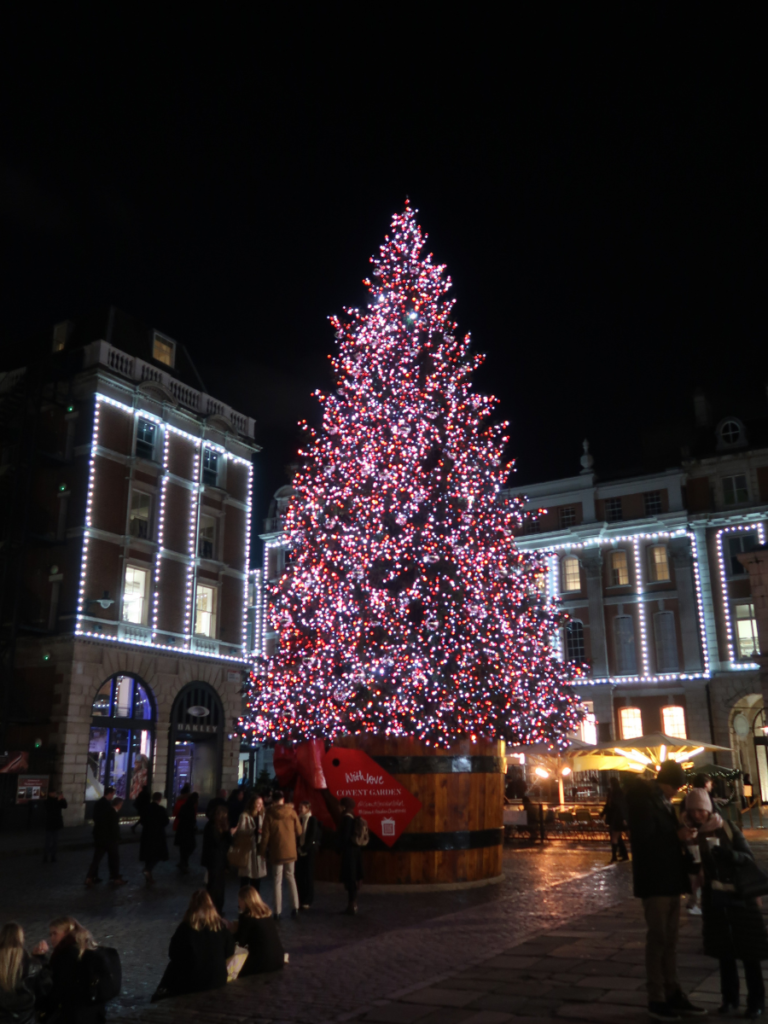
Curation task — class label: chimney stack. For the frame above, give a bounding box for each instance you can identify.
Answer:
[693,390,712,427]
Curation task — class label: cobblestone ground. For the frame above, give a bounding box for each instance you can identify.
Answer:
[0,836,623,1021]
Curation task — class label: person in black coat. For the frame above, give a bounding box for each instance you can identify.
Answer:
[295,800,320,909]
[600,778,629,863]
[625,761,704,1020]
[174,792,199,874]
[686,788,768,1017]
[337,797,363,915]
[32,916,105,1024]
[232,886,284,975]
[43,790,68,864]
[131,785,150,834]
[227,788,245,829]
[153,890,235,1001]
[85,789,125,887]
[201,806,232,914]
[140,793,170,884]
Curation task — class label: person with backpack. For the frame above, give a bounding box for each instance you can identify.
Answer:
[152,890,235,1000]
[140,792,170,884]
[232,885,285,975]
[0,923,35,1024]
[337,796,367,916]
[32,916,121,1024]
[43,790,68,864]
[295,800,320,909]
[257,790,302,920]
[201,806,233,914]
[174,791,199,874]
[85,789,125,887]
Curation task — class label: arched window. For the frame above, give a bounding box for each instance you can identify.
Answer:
[614,615,637,675]
[565,620,585,663]
[561,555,581,593]
[661,705,687,739]
[619,706,643,739]
[610,550,629,587]
[86,675,156,806]
[653,611,679,672]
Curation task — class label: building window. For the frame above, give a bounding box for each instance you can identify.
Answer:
[648,545,671,583]
[129,492,151,539]
[122,566,150,625]
[644,491,662,516]
[565,620,585,663]
[152,333,175,368]
[653,610,679,672]
[135,419,157,461]
[202,448,220,487]
[614,615,637,674]
[561,555,581,593]
[619,706,643,739]
[579,701,597,745]
[198,515,216,559]
[723,474,749,505]
[195,584,217,637]
[86,674,155,804]
[559,506,576,528]
[720,420,741,446]
[610,550,630,587]
[727,532,758,576]
[661,705,687,739]
[605,497,623,523]
[52,321,72,353]
[734,602,759,660]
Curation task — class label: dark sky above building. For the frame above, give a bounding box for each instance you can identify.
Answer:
[1,10,764,548]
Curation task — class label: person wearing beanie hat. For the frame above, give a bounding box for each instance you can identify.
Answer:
[682,788,723,917]
[625,762,705,1021]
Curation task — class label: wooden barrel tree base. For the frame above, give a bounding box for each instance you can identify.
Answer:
[315,733,505,886]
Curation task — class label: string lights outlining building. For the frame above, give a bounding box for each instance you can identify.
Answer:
[0,309,259,825]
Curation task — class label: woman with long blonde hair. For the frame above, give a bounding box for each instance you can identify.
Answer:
[232,886,284,976]
[153,890,235,1000]
[234,794,267,892]
[31,916,106,1024]
[0,923,34,1024]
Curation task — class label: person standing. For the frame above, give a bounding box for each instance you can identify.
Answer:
[131,785,150,834]
[227,788,245,829]
[201,806,232,914]
[337,796,364,916]
[296,800,320,909]
[625,760,706,1022]
[140,793,170,884]
[601,778,629,864]
[85,788,125,887]
[172,784,190,818]
[257,790,301,920]
[234,794,267,892]
[174,792,199,874]
[43,790,67,864]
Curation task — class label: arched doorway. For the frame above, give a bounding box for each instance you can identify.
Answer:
[167,681,224,808]
[86,674,156,814]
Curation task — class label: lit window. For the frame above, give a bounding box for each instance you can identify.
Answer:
[135,419,157,461]
[559,506,576,528]
[644,491,662,516]
[723,474,749,505]
[152,334,175,368]
[202,448,219,487]
[614,615,637,674]
[653,611,679,671]
[198,515,216,559]
[619,706,643,739]
[735,603,759,660]
[605,497,623,522]
[649,545,670,582]
[129,492,151,539]
[122,566,150,625]
[52,321,71,353]
[561,555,581,593]
[728,533,758,576]
[610,550,629,587]
[195,584,217,637]
[661,705,687,739]
[579,701,597,745]
[565,620,585,663]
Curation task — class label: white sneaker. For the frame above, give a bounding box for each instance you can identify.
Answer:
[687,904,702,916]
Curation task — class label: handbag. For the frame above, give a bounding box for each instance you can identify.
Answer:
[731,857,768,899]
[226,945,249,982]
[227,830,253,869]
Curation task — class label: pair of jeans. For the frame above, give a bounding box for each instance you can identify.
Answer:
[87,842,121,881]
[720,959,765,1010]
[272,861,299,915]
[642,895,681,1003]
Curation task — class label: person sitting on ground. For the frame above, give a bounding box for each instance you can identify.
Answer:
[232,886,285,976]
[685,787,768,1019]
[0,923,35,1024]
[153,890,235,1000]
[140,792,170,884]
[201,806,232,914]
[32,916,114,1024]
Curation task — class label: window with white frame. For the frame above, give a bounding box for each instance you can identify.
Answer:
[605,497,623,522]
[653,610,679,672]
[561,555,581,593]
[727,533,759,577]
[559,506,576,528]
[619,706,643,739]
[122,566,150,625]
[644,491,662,516]
[198,515,216,559]
[723,474,749,505]
[614,614,637,674]
[202,449,220,487]
[565,620,585,663]
[578,701,597,745]
[195,584,217,637]
[610,549,629,586]
[129,491,151,539]
[135,419,157,461]
[734,602,759,660]
[661,705,687,739]
[648,545,671,583]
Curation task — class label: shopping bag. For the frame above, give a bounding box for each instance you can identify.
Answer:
[227,945,248,982]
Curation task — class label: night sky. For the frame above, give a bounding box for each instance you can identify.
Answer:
[1,10,763,558]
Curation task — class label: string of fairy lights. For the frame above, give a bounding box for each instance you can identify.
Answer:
[241,203,584,748]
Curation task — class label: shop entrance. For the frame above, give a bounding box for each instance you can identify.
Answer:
[167,682,224,809]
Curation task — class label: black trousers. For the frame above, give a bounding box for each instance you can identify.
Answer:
[296,852,316,906]
[87,843,120,880]
[206,868,226,914]
[240,876,261,892]
[720,958,765,1009]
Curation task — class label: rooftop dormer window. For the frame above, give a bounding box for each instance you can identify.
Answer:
[717,417,746,451]
[152,332,175,368]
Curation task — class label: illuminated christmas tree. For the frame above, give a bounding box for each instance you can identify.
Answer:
[243,203,584,748]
